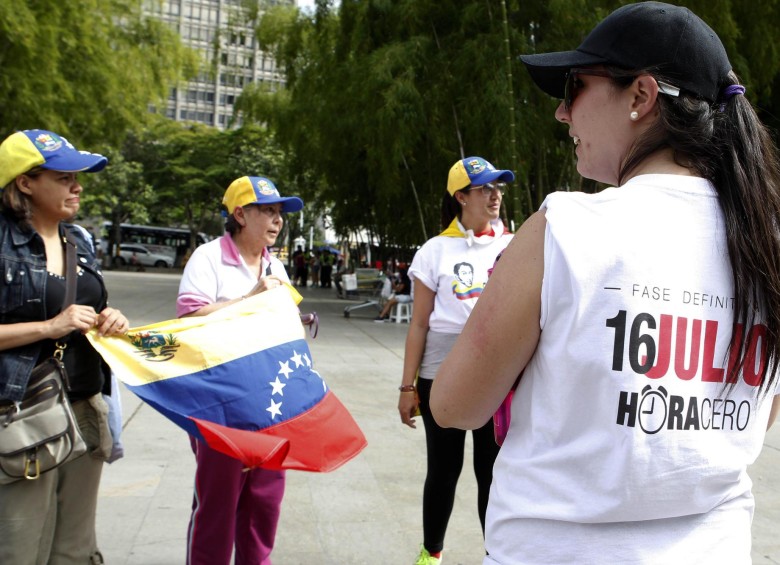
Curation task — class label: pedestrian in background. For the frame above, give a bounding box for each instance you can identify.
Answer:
[375,266,412,322]
[0,129,129,564]
[398,156,515,565]
[320,250,334,288]
[333,256,347,298]
[177,175,303,565]
[309,250,321,287]
[292,245,308,287]
[431,3,780,563]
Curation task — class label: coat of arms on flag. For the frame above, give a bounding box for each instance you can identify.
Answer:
[87,286,366,472]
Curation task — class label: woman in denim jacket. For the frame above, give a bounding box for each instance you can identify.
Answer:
[0,129,129,564]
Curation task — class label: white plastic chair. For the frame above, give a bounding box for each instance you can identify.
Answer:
[390,301,412,324]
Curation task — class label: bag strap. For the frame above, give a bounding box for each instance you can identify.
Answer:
[62,230,78,309]
[53,230,79,362]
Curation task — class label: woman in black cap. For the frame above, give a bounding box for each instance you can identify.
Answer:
[431,3,780,563]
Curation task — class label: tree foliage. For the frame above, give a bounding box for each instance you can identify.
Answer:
[0,0,198,146]
[105,120,291,252]
[80,149,155,257]
[237,0,780,254]
[6,0,775,257]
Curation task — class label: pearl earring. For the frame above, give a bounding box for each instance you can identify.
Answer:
[630,111,639,121]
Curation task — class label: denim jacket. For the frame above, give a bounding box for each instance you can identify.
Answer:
[0,213,107,401]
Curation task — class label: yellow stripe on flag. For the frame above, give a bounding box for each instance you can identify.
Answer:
[87,284,305,386]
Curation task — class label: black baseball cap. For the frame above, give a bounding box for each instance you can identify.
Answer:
[519,2,732,103]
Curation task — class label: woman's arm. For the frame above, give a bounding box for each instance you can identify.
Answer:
[430,211,547,429]
[398,280,435,428]
[0,304,103,351]
[182,275,286,317]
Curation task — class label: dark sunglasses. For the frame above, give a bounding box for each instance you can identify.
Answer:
[563,68,613,111]
[564,68,681,111]
[465,182,506,196]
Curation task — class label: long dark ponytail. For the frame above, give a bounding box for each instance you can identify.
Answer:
[440,191,462,230]
[620,69,780,398]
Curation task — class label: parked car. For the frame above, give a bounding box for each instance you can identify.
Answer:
[114,244,173,268]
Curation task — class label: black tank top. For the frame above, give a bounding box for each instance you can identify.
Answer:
[39,268,106,400]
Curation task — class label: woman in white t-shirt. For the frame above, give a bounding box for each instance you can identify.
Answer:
[398,156,514,565]
[430,3,780,564]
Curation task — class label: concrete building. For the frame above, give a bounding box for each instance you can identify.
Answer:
[144,0,294,130]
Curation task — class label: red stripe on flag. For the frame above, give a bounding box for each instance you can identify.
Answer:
[191,391,367,472]
[192,419,291,469]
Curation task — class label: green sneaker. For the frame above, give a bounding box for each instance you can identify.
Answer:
[414,544,442,565]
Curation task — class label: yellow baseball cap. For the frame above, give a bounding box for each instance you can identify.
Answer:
[447,156,515,196]
[222,176,304,215]
[0,129,107,187]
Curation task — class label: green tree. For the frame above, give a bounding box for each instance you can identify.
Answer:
[243,0,542,248]
[132,122,230,252]
[0,0,198,146]
[121,121,293,253]
[79,149,155,258]
[238,0,779,255]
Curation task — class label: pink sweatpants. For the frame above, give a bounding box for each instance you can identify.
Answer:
[186,437,285,565]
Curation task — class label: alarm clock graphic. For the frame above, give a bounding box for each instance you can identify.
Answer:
[638,385,668,434]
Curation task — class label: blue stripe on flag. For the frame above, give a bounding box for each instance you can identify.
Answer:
[127,338,327,432]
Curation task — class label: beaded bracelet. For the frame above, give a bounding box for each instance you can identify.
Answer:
[398,384,416,392]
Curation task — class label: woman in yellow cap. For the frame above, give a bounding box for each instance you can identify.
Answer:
[177,175,303,565]
[397,156,515,565]
[0,129,129,564]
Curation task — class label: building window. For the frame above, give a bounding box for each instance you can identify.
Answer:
[164,1,180,16]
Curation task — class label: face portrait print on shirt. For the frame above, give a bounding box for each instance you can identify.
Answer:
[451,261,484,300]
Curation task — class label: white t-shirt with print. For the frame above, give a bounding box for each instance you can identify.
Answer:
[408,219,513,335]
[485,175,779,564]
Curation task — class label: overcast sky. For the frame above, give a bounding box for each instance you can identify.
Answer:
[296,0,340,13]
[296,0,315,12]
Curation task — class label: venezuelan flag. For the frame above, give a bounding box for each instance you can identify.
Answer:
[86,286,366,472]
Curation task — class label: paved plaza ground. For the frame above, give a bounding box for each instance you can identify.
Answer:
[97,271,780,564]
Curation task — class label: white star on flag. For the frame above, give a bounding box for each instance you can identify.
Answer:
[269,376,286,396]
[291,350,304,368]
[303,353,311,367]
[278,360,293,379]
[266,399,282,419]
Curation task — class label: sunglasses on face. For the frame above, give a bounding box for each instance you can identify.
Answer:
[563,68,613,111]
[563,68,681,112]
[465,182,506,196]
